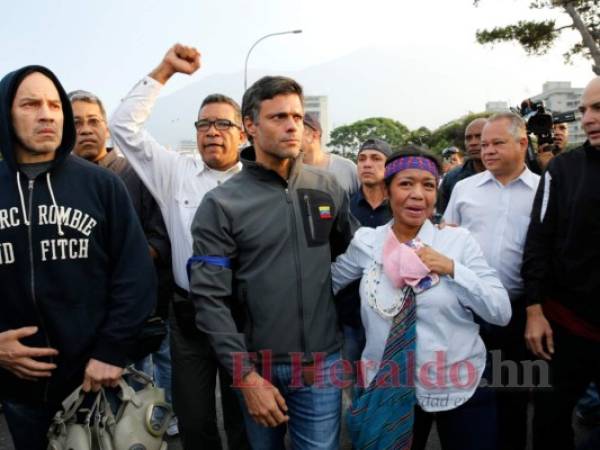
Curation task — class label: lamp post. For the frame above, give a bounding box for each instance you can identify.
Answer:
[244,29,302,91]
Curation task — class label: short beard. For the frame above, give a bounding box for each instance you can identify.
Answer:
[13,138,58,163]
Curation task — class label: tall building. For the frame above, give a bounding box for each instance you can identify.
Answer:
[304,95,330,150]
[530,81,586,144]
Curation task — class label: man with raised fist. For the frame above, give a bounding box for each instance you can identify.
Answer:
[110,44,248,450]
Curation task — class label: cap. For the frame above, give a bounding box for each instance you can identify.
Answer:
[303,112,322,134]
[358,138,392,158]
[441,146,461,158]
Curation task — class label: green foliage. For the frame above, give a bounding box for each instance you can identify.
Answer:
[427,112,490,155]
[406,127,433,147]
[476,20,559,55]
[327,117,410,157]
[474,0,600,72]
[328,112,491,159]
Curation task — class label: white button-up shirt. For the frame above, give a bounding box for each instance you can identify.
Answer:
[443,168,540,300]
[332,221,510,412]
[109,77,242,290]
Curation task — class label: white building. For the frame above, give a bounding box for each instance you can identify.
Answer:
[530,81,586,144]
[485,101,509,113]
[304,95,330,150]
[177,140,200,160]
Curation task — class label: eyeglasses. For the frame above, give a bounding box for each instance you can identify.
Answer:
[74,117,105,129]
[194,119,241,132]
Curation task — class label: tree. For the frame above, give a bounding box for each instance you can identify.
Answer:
[474,0,600,75]
[406,127,434,147]
[327,117,410,157]
[428,112,490,154]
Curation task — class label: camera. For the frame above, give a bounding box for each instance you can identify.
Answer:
[514,99,577,174]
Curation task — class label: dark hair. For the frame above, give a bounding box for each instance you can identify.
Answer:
[384,145,442,186]
[241,76,303,125]
[68,90,107,119]
[199,94,242,124]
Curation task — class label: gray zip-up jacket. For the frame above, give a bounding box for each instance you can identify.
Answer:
[189,148,358,377]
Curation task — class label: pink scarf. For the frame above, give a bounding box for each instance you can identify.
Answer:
[382,229,438,291]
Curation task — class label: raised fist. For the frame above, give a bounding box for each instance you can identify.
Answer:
[150,43,201,84]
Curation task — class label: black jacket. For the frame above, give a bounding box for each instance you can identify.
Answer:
[189,148,358,377]
[522,141,600,328]
[98,149,172,319]
[0,65,156,404]
[437,159,480,215]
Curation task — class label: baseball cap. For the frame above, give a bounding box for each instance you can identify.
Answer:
[441,146,461,159]
[358,138,392,158]
[303,112,322,134]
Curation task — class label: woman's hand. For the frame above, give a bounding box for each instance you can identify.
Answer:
[415,246,454,277]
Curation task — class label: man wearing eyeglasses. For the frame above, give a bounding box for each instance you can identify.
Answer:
[110,44,248,450]
[69,90,176,435]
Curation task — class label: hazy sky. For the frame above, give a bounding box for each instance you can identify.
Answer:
[1,0,595,130]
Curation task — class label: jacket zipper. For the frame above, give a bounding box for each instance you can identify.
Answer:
[286,187,308,363]
[26,178,53,401]
[303,194,316,241]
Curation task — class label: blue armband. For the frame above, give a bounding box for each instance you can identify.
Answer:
[186,255,232,280]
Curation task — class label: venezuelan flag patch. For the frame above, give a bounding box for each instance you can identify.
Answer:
[318,205,332,219]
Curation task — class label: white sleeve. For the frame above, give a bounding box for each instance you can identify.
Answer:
[442,184,460,226]
[450,232,512,326]
[108,76,180,209]
[331,227,372,294]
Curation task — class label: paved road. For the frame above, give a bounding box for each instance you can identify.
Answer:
[1,400,596,449]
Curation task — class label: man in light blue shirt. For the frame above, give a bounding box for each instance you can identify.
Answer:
[444,112,540,450]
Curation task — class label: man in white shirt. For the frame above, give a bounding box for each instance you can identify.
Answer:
[444,113,540,450]
[109,44,248,450]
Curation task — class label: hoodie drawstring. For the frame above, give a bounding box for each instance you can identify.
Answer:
[46,172,64,236]
[16,172,31,226]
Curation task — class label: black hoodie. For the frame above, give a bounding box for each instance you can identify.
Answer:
[0,66,156,405]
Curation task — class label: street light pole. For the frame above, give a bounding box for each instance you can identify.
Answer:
[244,29,302,91]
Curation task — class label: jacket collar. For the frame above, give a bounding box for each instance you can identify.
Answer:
[241,145,303,186]
[97,148,118,169]
[584,140,600,154]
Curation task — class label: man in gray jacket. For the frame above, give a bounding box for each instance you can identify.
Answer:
[189,75,357,449]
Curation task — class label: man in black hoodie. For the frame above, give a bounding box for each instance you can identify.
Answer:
[0,67,156,450]
[522,76,600,450]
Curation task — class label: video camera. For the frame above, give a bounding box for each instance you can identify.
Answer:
[514,99,577,174]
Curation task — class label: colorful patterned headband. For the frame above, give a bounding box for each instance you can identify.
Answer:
[384,156,439,180]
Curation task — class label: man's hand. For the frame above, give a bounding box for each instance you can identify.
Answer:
[149,245,159,260]
[525,304,554,360]
[82,359,124,392]
[0,327,58,380]
[240,371,289,427]
[416,246,455,277]
[537,145,554,171]
[149,44,201,85]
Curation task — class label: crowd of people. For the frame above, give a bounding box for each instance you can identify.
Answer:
[0,42,599,450]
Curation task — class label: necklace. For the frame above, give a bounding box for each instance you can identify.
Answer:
[363,261,410,319]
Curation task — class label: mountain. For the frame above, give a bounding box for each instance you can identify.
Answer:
[143,45,535,149]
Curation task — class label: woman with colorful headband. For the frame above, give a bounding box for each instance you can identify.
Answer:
[332,146,511,450]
